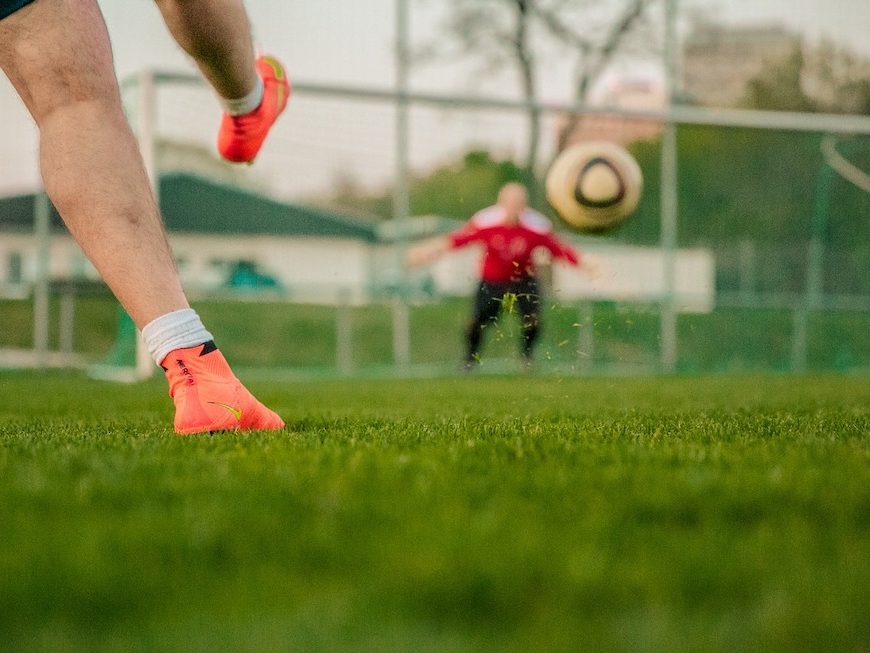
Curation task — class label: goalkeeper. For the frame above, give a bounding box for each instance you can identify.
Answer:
[408,183,598,368]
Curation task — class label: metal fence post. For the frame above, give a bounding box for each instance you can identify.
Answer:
[659,0,680,373]
[33,191,51,368]
[391,0,412,369]
[59,284,76,360]
[794,159,834,372]
[392,297,411,368]
[791,303,808,373]
[336,290,353,375]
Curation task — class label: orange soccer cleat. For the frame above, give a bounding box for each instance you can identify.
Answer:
[162,341,285,435]
[218,55,291,163]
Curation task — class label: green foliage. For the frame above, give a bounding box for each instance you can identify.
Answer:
[330,150,533,221]
[1,373,868,651]
[330,126,870,290]
[622,129,870,294]
[626,128,815,246]
[792,40,870,115]
[740,46,817,113]
[328,126,870,294]
[409,150,532,219]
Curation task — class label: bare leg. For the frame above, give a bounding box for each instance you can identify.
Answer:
[0,0,188,328]
[155,0,289,164]
[154,0,258,100]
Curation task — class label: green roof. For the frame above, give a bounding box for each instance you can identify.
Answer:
[0,173,378,242]
[159,173,378,241]
[0,193,64,233]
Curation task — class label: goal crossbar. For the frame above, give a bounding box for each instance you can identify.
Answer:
[125,71,870,137]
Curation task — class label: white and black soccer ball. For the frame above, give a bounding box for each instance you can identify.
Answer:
[545,141,643,233]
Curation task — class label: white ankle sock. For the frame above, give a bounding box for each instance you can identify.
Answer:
[222,75,264,116]
[141,308,214,366]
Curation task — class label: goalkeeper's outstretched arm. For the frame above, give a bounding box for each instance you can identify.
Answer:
[406,236,452,267]
[406,222,485,267]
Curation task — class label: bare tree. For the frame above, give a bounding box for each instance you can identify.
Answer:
[420,0,656,200]
[513,0,541,191]
[421,0,542,200]
[532,0,656,149]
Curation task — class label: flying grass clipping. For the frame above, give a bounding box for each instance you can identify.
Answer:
[546,141,643,233]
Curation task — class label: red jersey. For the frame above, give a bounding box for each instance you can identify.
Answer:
[448,206,580,283]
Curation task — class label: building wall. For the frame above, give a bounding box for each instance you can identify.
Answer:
[422,241,714,313]
[552,243,714,312]
[0,233,373,304]
[682,23,800,107]
[0,233,95,294]
[168,234,372,303]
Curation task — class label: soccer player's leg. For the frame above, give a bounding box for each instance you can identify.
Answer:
[154,0,290,163]
[465,282,504,367]
[516,277,542,362]
[0,0,188,331]
[0,0,283,434]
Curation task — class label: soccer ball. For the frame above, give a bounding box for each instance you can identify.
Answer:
[545,141,643,233]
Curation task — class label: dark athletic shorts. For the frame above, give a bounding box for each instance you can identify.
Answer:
[472,277,541,324]
[0,0,35,21]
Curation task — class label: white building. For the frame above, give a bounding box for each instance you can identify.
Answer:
[0,173,382,305]
[0,173,713,311]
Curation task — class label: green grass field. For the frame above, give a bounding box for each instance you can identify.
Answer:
[1,372,868,652]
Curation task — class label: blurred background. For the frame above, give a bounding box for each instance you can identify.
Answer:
[1,0,869,378]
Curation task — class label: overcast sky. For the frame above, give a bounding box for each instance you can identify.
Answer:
[1,0,868,197]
